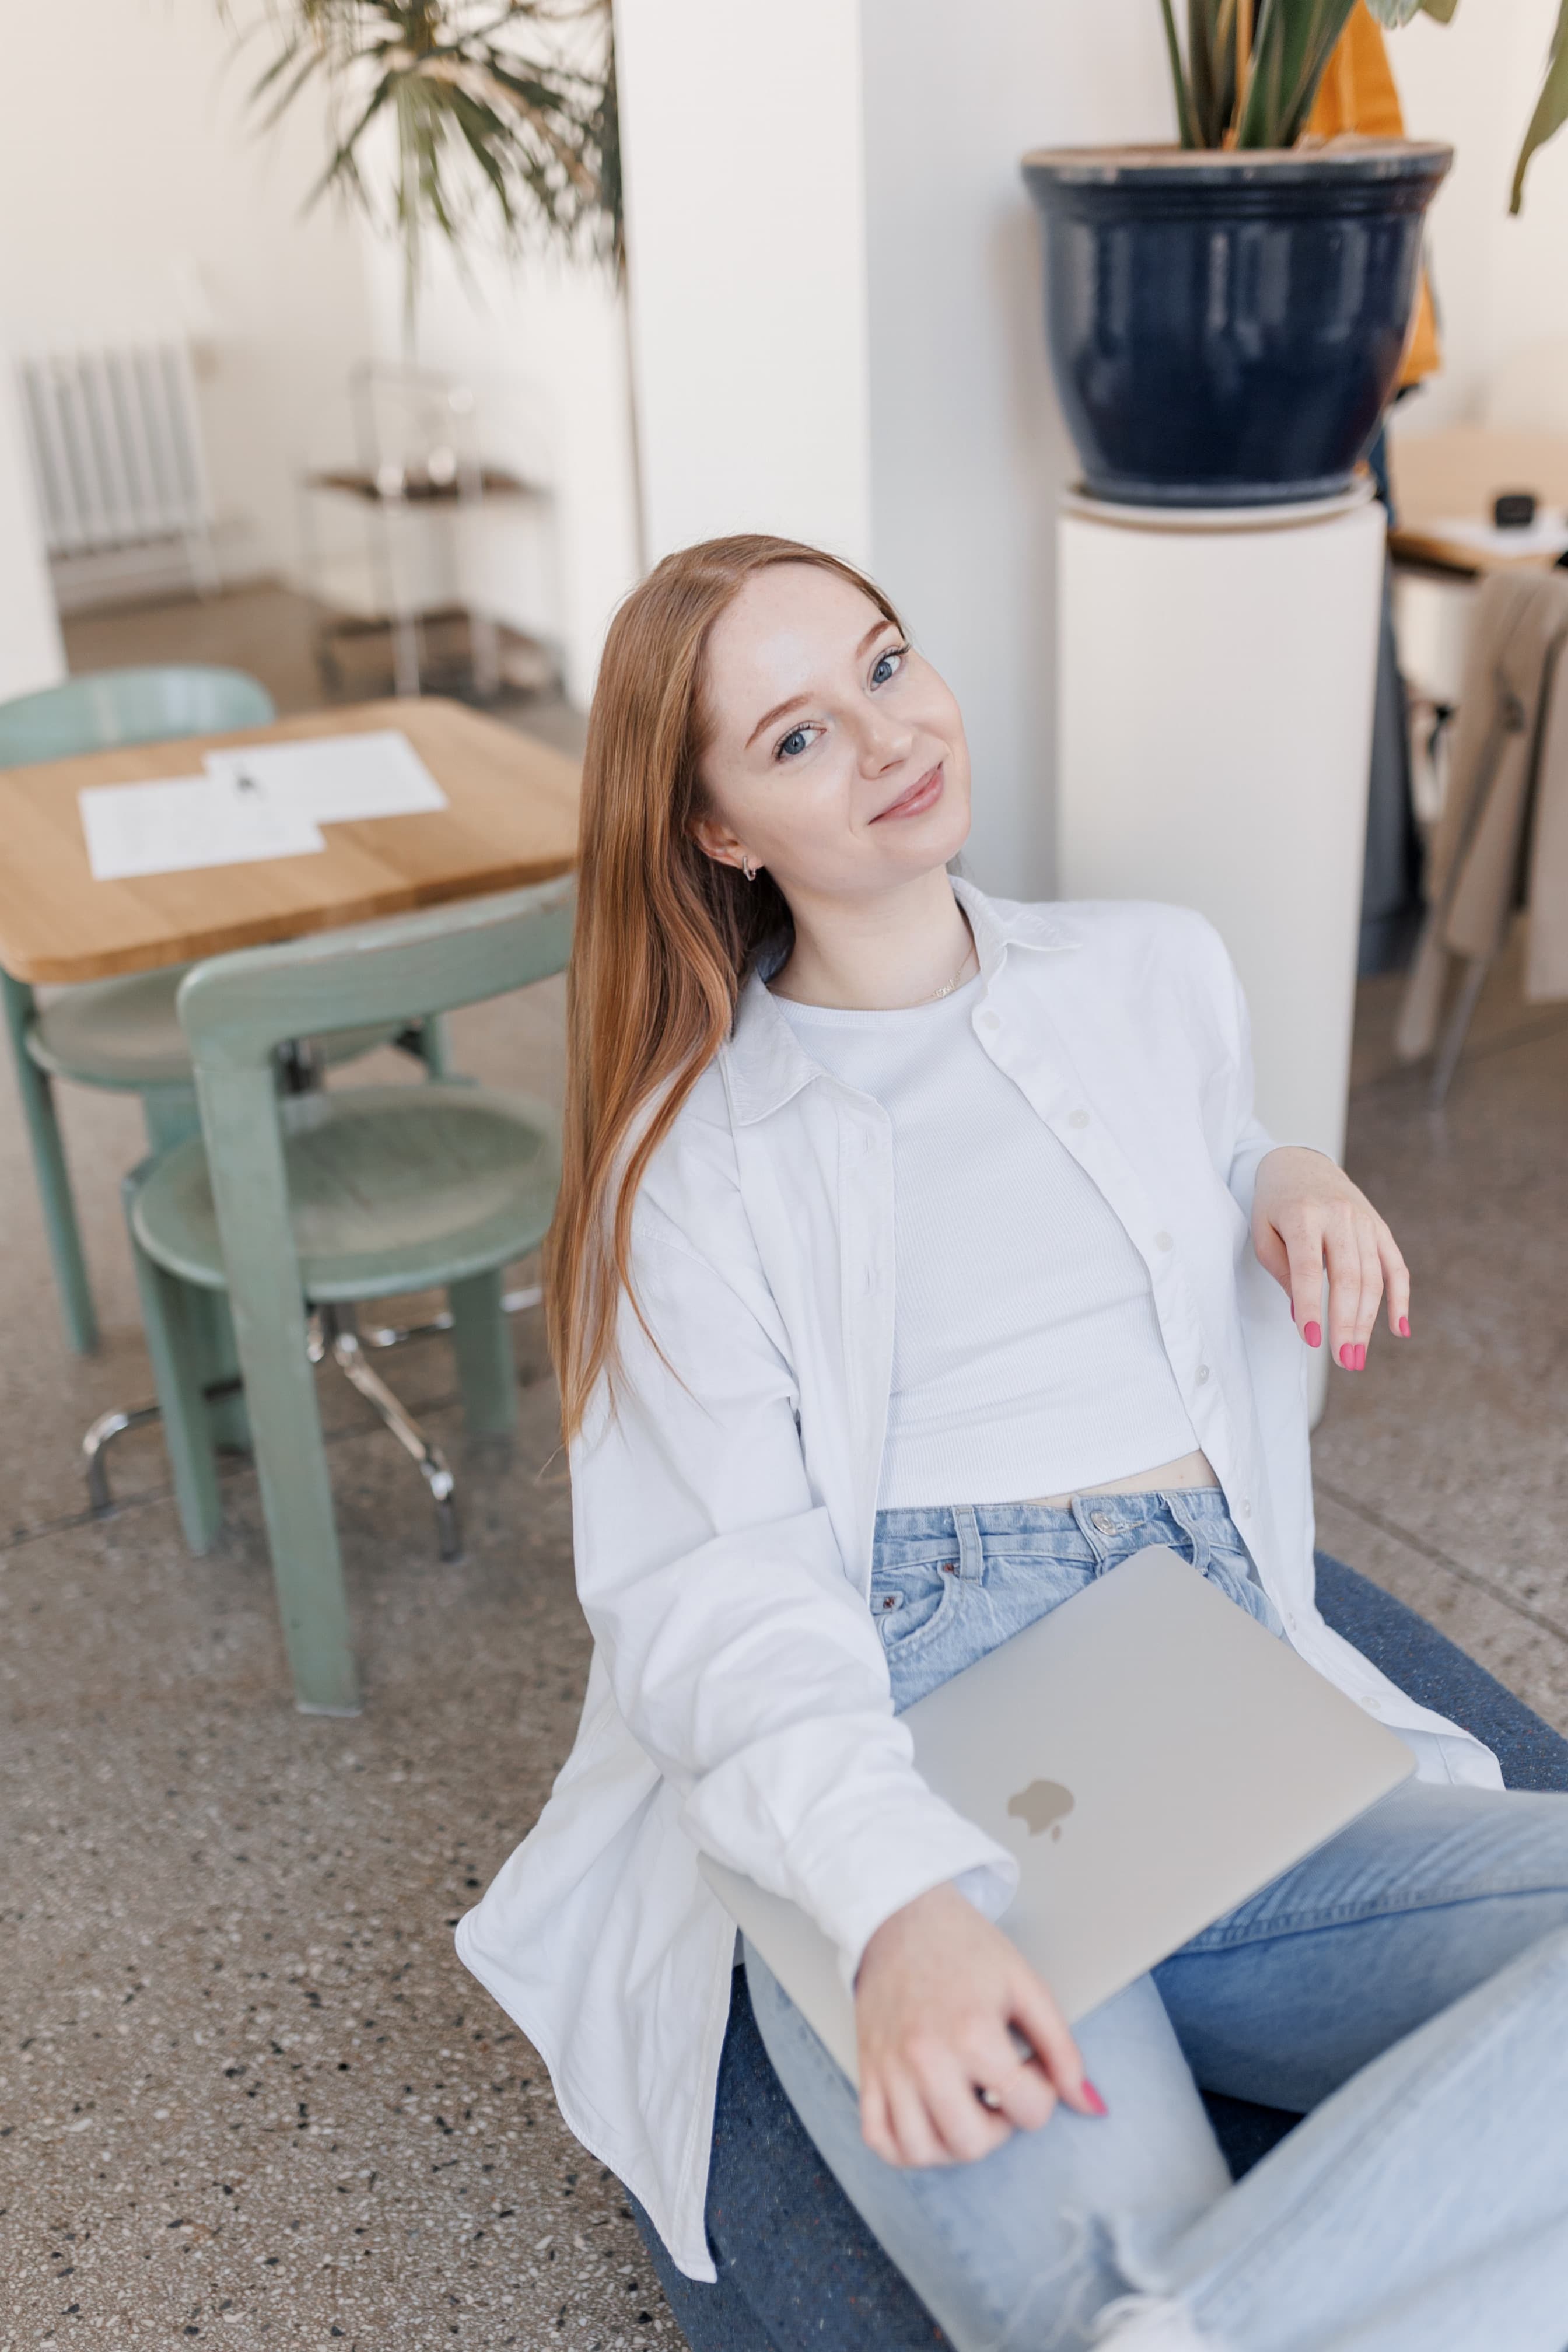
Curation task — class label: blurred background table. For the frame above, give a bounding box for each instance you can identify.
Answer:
[1387,428,1568,772]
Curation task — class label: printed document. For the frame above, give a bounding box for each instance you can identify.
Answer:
[201,730,448,824]
[79,774,326,883]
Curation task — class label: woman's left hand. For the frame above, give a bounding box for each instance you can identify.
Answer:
[1251,1146,1410,1372]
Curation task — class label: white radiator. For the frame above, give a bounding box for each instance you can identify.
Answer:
[18,342,216,596]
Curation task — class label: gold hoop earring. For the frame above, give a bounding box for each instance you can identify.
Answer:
[741,854,758,883]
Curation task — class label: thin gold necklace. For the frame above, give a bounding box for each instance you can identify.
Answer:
[915,933,977,1005]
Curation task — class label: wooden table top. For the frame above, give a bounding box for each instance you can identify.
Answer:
[0,697,580,985]
[1388,425,1568,579]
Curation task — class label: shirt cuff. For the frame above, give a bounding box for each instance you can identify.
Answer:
[808,1808,1020,1993]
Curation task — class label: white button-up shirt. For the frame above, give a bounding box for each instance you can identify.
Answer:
[457,883,1500,2281]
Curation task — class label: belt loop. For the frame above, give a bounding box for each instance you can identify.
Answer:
[1164,1487,1210,1574]
[951,1504,985,1581]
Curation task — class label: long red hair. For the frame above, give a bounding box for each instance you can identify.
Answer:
[545,533,904,1440]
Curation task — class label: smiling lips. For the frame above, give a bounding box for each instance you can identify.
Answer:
[873,762,943,822]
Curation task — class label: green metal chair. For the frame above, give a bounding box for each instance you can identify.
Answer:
[124,875,573,1715]
[0,666,450,1357]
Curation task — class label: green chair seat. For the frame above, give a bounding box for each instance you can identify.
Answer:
[27,968,400,1091]
[132,1084,559,1301]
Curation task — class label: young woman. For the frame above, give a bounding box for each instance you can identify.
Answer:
[459,536,1568,2351]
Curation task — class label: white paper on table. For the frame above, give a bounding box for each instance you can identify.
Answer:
[202,730,449,824]
[79,773,327,882]
[1428,512,1568,560]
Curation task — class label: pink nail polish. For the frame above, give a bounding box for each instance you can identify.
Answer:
[1081,2079,1109,2118]
[1398,1315,1410,1338]
[1303,1321,1322,1349]
[1339,1343,1353,1368]
[1355,1343,1367,1370]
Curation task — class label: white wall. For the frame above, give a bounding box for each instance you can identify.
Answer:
[0,0,640,707]
[1387,0,1568,436]
[614,0,1175,897]
[861,0,1173,891]
[0,0,374,592]
[613,0,874,566]
[0,361,65,699]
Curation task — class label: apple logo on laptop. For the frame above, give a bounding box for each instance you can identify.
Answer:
[1008,1780,1075,1841]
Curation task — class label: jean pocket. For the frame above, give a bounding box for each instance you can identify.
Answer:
[870,1564,963,1654]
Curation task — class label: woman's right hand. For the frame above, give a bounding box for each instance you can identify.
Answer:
[853,1880,1106,2166]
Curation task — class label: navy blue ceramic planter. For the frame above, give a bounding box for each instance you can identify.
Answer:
[1021,142,1451,508]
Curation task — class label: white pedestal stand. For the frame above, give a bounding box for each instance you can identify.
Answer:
[1056,483,1385,1423]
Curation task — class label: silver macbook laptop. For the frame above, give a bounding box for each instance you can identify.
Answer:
[701,1546,1413,2085]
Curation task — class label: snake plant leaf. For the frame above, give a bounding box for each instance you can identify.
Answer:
[1512,0,1568,211]
[1169,0,1465,154]
[1184,0,1233,148]
[1237,0,1359,148]
[1160,0,1202,146]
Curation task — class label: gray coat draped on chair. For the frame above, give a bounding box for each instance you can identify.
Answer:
[1396,567,1568,1096]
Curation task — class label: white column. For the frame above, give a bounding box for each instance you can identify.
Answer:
[612,0,873,567]
[0,358,64,700]
[1058,489,1384,1412]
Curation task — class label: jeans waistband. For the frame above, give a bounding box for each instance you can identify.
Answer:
[874,1487,1238,1547]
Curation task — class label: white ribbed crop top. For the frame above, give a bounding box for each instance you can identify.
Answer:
[772,975,1198,1510]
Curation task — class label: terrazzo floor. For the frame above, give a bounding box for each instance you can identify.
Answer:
[2,629,1564,2341]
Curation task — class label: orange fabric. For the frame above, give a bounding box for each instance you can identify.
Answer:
[1307,3,1441,386]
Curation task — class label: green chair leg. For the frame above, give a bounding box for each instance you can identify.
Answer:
[2,970,99,1353]
[235,1292,360,1713]
[190,1289,253,1454]
[199,1065,360,1714]
[138,1085,253,1449]
[124,1181,223,1553]
[415,1012,456,1077]
[448,1269,518,1437]
[142,1083,201,1155]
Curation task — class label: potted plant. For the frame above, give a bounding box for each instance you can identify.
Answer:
[225,1,622,319]
[1022,0,1568,507]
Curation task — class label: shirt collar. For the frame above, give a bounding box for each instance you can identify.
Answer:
[720,878,1082,1127]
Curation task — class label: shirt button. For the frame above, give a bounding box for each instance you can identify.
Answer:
[1240,1499,1253,1518]
[977,1010,1000,1033]
[1195,1365,1210,1385]
[1068,1110,1090,1129]
[1091,1511,1115,1534]
[1154,1230,1174,1252]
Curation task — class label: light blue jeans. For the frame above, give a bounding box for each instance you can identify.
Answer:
[744,1490,1568,2351]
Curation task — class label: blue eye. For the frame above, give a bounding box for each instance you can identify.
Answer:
[872,644,907,686]
[778,727,811,758]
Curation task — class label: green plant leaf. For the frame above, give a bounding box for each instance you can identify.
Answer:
[1239,0,1358,146]
[1365,0,1460,21]
[1513,0,1568,211]
[1159,0,1202,147]
[226,0,621,303]
[1187,0,1237,148]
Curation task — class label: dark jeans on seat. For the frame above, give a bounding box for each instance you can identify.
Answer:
[623,1557,1568,2352]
